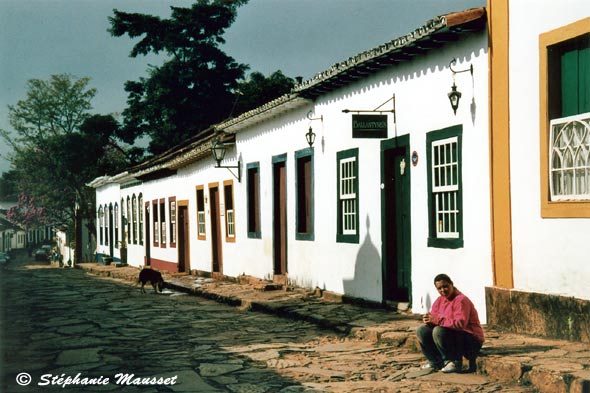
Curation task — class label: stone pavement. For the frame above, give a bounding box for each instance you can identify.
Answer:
[77,263,590,393]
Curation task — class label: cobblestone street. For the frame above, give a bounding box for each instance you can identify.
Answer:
[2,254,537,392]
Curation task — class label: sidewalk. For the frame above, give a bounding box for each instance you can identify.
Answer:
[77,263,590,393]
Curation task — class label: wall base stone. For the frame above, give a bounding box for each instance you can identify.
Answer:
[486,287,590,344]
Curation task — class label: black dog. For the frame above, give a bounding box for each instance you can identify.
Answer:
[138,268,164,293]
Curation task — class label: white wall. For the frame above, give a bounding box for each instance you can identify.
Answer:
[95,182,120,260]
[222,31,491,316]
[92,27,492,318]
[509,0,590,300]
[119,184,144,267]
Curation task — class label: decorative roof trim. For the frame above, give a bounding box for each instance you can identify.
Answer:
[294,8,486,94]
[87,7,486,184]
[214,94,312,133]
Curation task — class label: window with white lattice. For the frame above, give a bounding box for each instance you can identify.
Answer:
[196,186,206,240]
[550,114,590,200]
[169,198,177,246]
[540,18,590,217]
[337,148,359,243]
[224,181,235,241]
[138,194,143,245]
[427,125,463,249]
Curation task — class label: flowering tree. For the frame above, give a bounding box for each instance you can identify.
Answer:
[6,193,48,231]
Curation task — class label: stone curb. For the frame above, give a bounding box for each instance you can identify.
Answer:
[77,263,590,393]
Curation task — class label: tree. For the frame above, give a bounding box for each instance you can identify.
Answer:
[1,75,135,247]
[232,71,296,116]
[6,193,49,234]
[108,0,250,155]
[4,74,96,148]
[0,170,19,201]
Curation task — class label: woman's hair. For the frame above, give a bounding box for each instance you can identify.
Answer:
[434,273,453,285]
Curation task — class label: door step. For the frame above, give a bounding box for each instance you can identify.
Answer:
[385,300,411,312]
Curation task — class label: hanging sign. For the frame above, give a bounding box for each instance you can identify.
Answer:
[352,114,388,139]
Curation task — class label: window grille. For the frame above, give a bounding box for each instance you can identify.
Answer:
[432,137,459,238]
[340,157,357,235]
[550,113,590,200]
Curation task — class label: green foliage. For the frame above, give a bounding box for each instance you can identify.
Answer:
[233,71,296,116]
[108,0,250,155]
[1,75,136,228]
[0,171,18,201]
[5,74,96,146]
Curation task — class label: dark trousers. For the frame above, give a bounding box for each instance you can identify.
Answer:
[416,324,481,368]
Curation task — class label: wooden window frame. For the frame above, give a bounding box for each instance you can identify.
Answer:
[159,198,166,248]
[132,194,137,244]
[126,197,131,244]
[539,17,590,217]
[223,180,236,242]
[196,185,206,240]
[114,203,119,248]
[105,204,111,247]
[98,206,104,245]
[152,200,159,247]
[247,162,261,239]
[169,196,177,248]
[138,194,144,245]
[295,148,314,241]
[426,125,464,249]
[336,148,359,244]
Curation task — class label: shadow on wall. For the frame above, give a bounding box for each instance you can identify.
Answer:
[343,215,381,301]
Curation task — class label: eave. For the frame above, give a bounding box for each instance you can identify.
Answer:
[214,94,312,134]
[294,7,486,99]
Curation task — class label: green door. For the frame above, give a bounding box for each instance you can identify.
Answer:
[381,135,412,303]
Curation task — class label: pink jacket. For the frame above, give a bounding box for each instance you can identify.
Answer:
[430,291,485,343]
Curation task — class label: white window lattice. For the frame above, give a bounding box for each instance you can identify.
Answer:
[170,201,176,244]
[550,113,590,201]
[339,157,357,235]
[197,211,206,236]
[226,209,235,237]
[432,137,459,239]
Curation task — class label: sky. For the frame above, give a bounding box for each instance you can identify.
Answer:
[0,0,485,175]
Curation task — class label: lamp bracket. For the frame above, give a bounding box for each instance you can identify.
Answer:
[306,110,323,122]
[215,162,241,182]
[449,58,473,76]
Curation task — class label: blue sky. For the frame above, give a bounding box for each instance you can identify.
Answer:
[0,0,485,175]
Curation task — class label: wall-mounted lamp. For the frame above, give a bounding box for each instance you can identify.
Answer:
[306,110,323,147]
[448,58,473,115]
[211,135,241,182]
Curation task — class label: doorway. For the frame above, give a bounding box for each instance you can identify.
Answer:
[144,203,151,266]
[108,204,114,258]
[177,203,190,273]
[209,184,223,275]
[381,134,412,303]
[273,155,287,279]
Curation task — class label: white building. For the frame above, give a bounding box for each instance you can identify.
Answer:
[90,7,493,317]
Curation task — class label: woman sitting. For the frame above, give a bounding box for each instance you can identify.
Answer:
[416,273,484,373]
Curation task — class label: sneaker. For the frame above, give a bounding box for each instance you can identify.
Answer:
[420,363,439,371]
[441,361,460,373]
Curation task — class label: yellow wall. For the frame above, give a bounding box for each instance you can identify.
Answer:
[487,0,514,288]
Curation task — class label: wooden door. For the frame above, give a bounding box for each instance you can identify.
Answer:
[144,203,151,266]
[273,160,287,276]
[209,185,223,274]
[177,205,190,273]
[381,136,412,303]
